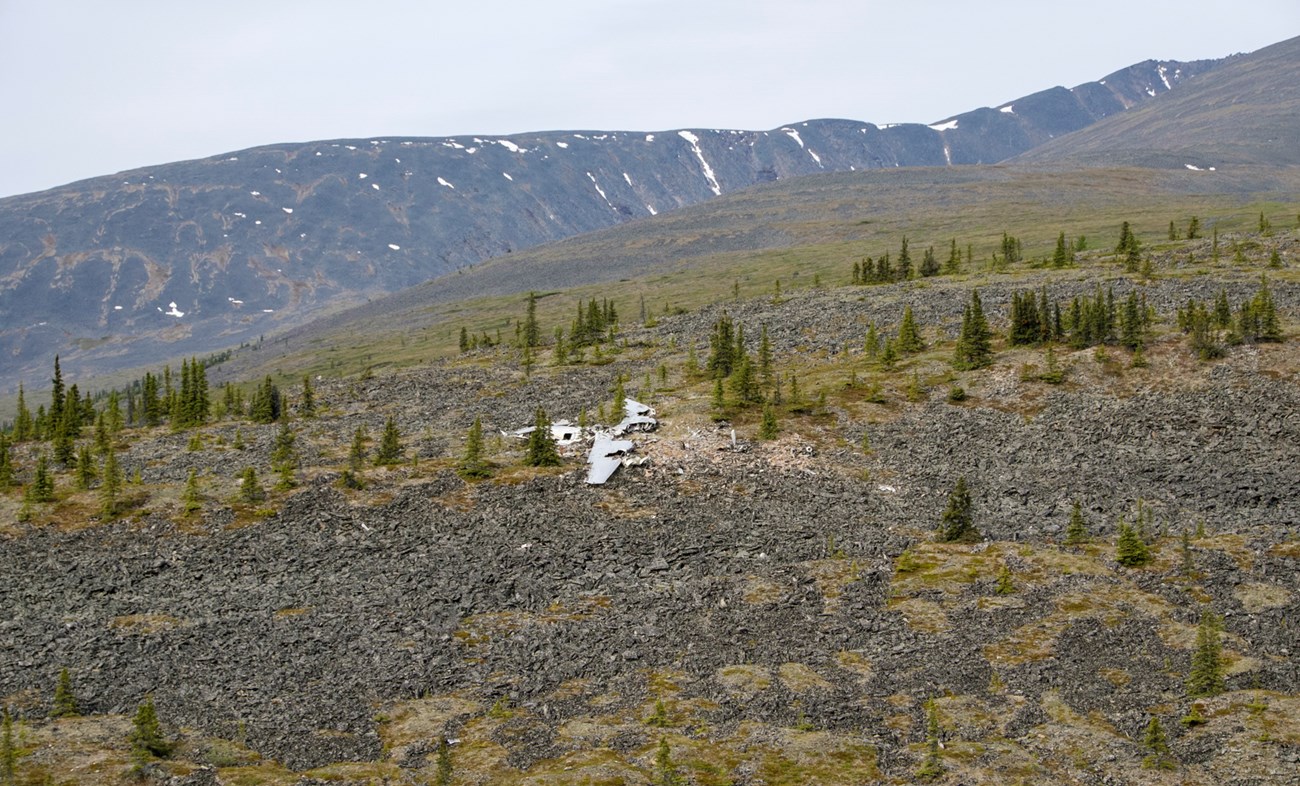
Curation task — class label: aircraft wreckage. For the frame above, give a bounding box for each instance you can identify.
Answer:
[505,399,658,485]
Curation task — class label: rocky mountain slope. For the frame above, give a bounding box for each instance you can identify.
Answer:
[0,53,1226,393]
[1,227,1298,783]
[1015,35,1300,168]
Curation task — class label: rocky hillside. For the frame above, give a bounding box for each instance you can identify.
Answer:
[2,228,1298,783]
[0,53,1226,393]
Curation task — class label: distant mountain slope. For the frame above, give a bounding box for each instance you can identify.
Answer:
[0,53,1226,391]
[1015,35,1300,167]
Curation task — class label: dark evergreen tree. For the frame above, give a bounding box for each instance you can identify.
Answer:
[1187,611,1225,697]
[729,354,761,405]
[1009,290,1042,346]
[863,323,880,360]
[49,355,65,430]
[1116,221,1141,270]
[916,698,945,781]
[524,408,561,467]
[270,422,297,470]
[897,236,912,280]
[758,404,779,440]
[99,449,121,516]
[953,290,993,369]
[897,305,925,353]
[27,453,55,503]
[53,667,78,718]
[249,377,282,424]
[300,376,316,418]
[12,384,32,442]
[182,469,202,514]
[1065,500,1088,545]
[239,467,263,503]
[434,736,453,786]
[937,477,978,542]
[944,238,961,274]
[706,313,737,379]
[919,245,939,277]
[654,737,683,786]
[1052,231,1073,267]
[374,416,403,466]
[1119,291,1145,349]
[348,426,367,472]
[1141,717,1174,770]
[1115,519,1151,566]
[129,694,172,765]
[458,326,470,353]
[75,444,96,490]
[522,291,541,348]
[1186,216,1200,239]
[458,417,491,479]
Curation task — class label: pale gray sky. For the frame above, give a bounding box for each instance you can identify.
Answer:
[0,1,1295,198]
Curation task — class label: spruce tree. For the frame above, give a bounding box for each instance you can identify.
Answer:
[348,426,367,472]
[729,354,760,405]
[612,374,627,417]
[758,404,779,440]
[270,422,297,470]
[49,355,65,429]
[182,469,202,514]
[897,305,925,353]
[916,698,945,781]
[300,376,316,418]
[53,667,78,718]
[249,377,281,424]
[129,694,172,764]
[1187,611,1225,697]
[864,323,880,359]
[919,245,939,277]
[1141,716,1174,770]
[522,291,540,348]
[654,737,682,786]
[937,477,978,542]
[1115,519,1151,567]
[944,238,961,275]
[99,449,121,516]
[458,417,491,479]
[953,290,993,370]
[897,236,912,280]
[1065,500,1088,545]
[374,417,403,466]
[12,385,32,442]
[434,737,453,786]
[27,453,55,504]
[1052,231,1072,267]
[239,467,263,504]
[524,408,561,467]
[75,444,96,490]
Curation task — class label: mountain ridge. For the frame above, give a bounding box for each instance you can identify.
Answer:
[0,52,1228,392]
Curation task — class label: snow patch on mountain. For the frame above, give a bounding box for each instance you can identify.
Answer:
[678,131,722,196]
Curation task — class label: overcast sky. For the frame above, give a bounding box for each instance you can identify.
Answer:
[0,1,1295,198]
